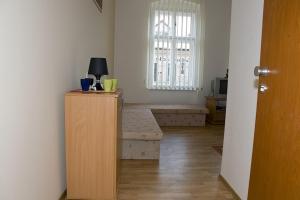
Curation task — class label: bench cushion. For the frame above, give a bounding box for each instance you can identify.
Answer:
[121,140,160,159]
[124,104,208,127]
[122,109,163,141]
[153,113,206,126]
[125,104,209,114]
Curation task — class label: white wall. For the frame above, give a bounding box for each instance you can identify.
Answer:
[0,1,115,200]
[114,0,231,105]
[221,0,264,199]
[202,0,232,98]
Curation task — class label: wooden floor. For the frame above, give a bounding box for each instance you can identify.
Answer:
[118,125,238,200]
[62,125,238,200]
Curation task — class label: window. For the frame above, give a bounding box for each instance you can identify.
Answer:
[147,0,204,90]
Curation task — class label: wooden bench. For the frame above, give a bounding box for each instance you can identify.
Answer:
[125,104,209,127]
[121,104,209,160]
[122,108,163,159]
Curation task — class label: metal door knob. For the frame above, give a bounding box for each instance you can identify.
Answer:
[254,66,270,76]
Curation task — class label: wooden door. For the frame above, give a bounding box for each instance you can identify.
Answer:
[248,0,300,199]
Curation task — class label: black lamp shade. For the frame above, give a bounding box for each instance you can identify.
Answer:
[88,58,108,80]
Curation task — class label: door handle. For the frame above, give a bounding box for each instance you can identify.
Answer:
[254,66,271,77]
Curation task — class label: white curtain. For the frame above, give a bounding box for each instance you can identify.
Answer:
[147,0,205,91]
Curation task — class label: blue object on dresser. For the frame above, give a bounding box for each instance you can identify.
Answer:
[80,78,90,91]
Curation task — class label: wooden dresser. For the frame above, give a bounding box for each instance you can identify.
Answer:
[65,90,122,200]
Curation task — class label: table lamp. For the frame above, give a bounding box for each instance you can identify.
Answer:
[88,58,108,90]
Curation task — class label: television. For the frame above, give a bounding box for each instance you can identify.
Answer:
[213,77,228,97]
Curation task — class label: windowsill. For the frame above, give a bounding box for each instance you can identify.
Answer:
[147,88,198,92]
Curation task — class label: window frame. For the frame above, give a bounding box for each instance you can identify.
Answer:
[147,7,200,91]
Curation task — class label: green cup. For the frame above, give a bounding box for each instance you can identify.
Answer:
[104,79,113,92]
[112,79,118,91]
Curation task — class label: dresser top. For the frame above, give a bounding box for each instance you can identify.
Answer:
[66,89,122,98]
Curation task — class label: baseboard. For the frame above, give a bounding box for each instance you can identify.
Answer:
[219,175,241,200]
[59,189,67,200]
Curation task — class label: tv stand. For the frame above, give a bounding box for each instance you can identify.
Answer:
[206,96,226,125]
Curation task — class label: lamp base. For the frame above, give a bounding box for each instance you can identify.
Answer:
[96,82,104,90]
